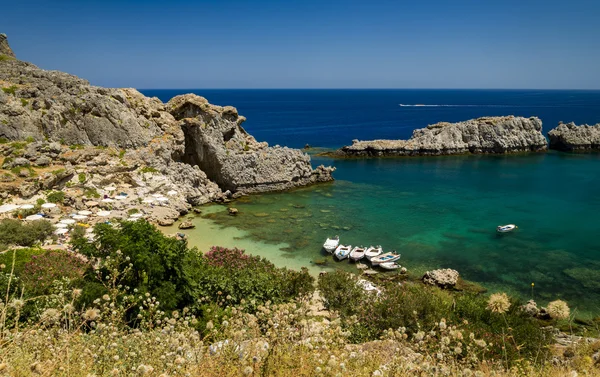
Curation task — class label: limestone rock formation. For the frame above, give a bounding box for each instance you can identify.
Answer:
[167,94,334,193]
[422,268,460,289]
[548,122,600,151]
[0,34,334,199]
[0,34,15,58]
[335,116,547,157]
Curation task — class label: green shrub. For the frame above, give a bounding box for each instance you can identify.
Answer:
[51,168,66,175]
[69,144,84,150]
[1,85,17,95]
[139,166,158,174]
[46,191,65,203]
[0,219,54,248]
[78,173,86,183]
[25,136,35,143]
[10,141,27,150]
[0,247,45,274]
[318,270,368,318]
[20,98,28,106]
[83,187,100,198]
[21,251,87,296]
[0,137,8,144]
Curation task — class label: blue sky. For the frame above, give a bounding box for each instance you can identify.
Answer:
[3,0,600,89]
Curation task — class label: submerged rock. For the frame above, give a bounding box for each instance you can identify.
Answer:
[228,207,238,216]
[334,116,547,157]
[548,122,600,151]
[178,221,194,229]
[422,268,460,289]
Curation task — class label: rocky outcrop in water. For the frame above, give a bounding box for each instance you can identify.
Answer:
[334,116,547,157]
[548,122,600,151]
[0,34,333,199]
[422,269,459,289]
[0,34,15,58]
[168,94,334,193]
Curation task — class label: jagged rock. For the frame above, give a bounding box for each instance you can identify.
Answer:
[34,156,52,166]
[169,94,334,193]
[178,221,194,229]
[422,268,459,289]
[335,116,547,157]
[0,34,15,58]
[228,207,238,216]
[12,157,30,167]
[548,122,600,151]
[522,300,540,316]
[157,218,175,226]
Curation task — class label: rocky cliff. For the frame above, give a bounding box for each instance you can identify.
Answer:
[334,116,547,157]
[548,122,600,151]
[0,34,15,58]
[0,34,333,200]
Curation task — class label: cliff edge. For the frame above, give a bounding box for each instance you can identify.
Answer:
[548,122,600,151]
[334,116,547,157]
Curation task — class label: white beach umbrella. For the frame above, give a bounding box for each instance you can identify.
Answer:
[86,201,99,207]
[156,197,169,202]
[41,203,57,209]
[25,214,43,221]
[115,195,127,200]
[78,210,93,216]
[130,213,144,218]
[72,215,88,220]
[86,227,94,233]
[151,194,163,198]
[126,217,140,222]
[54,228,68,235]
[142,198,155,204]
[59,219,76,225]
[97,210,112,217]
[20,204,35,209]
[54,223,68,228]
[0,204,20,213]
[167,190,178,196]
[104,186,116,192]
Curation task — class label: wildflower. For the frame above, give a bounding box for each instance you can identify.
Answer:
[438,319,447,330]
[414,331,425,342]
[111,368,119,376]
[206,321,214,330]
[315,367,322,373]
[454,346,462,354]
[0,264,5,269]
[113,355,119,361]
[547,299,570,320]
[10,299,24,310]
[243,366,253,375]
[103,294,111,301]
[64,303,74,313]
[175,357,185,364]
[0,363,7,371]
[372,370,382,376]
[40,308,61,325]
[487,292,511,314]
[475,339,487,348]
[83,308,100,321]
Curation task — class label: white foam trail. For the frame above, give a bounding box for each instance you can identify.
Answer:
[399,104,516,107]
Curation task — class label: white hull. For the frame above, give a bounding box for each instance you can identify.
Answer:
[379,262,401,270]
[497,224,516,233]
[371,252,401,266]
[365,246,383,260]
[349,246,366,261]
[323,236,340,253]
[334,245,352,260]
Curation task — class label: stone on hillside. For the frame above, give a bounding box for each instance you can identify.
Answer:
[0,34,15,58]
[422,268,460,289]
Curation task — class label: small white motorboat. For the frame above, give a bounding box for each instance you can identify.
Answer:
[379,262,401,271]
[349,246,367,261]
[334,245,352,261]
[365,245,383,260]
[323,236,340,253]
[371,252,401,266]
[497,224,517,233]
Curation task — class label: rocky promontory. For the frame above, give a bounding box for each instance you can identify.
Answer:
[0,34,333,204]
[548,122,600,151]
[333,116,547,157]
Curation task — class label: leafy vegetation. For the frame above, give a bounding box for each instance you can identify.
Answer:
[0,219,54,250]
[46,190,65,203]
[139,166,159,174]
[83,187,100,198]
[1,85,17,95]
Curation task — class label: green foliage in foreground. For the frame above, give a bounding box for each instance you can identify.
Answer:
[318,271,553,366]
[0,219,54,250]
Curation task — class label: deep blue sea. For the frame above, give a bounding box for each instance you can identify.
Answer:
[142,89,600,314]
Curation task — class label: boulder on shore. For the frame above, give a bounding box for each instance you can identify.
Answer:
[422,268,460,289]
[334,116,547,157]
[178,221,195,229]
[548,122,600,151]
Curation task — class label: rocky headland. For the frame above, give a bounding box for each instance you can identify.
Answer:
[0,34,334,221]
[331,116,547,157]
[548,122,600,151]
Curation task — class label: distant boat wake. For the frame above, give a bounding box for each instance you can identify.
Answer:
[399,104,552,108]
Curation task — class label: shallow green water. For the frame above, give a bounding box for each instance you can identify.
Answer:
[183,152,600,314]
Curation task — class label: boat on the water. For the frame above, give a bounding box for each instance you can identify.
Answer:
[379,262,401,271]
[371,252,401,266]
[365,245,383,260]
[497,224,517,233]
[323,236,340,253]
[334,245,352,261]
[349,246,367,261]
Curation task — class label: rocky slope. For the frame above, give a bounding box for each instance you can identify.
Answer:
[334,116,547,157]
[0,34,333,200]
[0,33,15,58]
[548,122,600,151]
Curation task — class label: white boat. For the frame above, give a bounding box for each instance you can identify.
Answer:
[497,224,517,233]
[365,245,383,260]
[379,262,401,271]
[323,236,340,253]
[371,252,401,266]
[334,245,352,261]
[349,246,366,261]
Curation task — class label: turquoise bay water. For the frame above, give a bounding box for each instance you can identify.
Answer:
[141,89,600,314]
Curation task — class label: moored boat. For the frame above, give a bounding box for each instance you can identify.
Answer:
[497,224,517,233]
[323,235,340,253]
[365,245,383,260]
[379,262,401,270]
[349,246,367,261]
[371,251,401,266]
[334,244,352,261]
